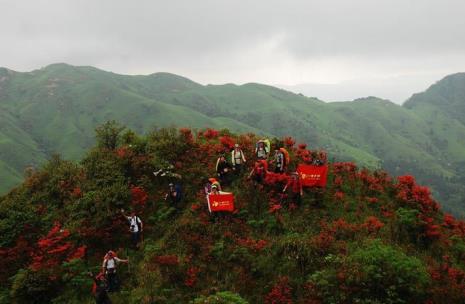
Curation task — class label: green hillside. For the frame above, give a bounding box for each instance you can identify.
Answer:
[1,126,465,303]
[0,64,464,216]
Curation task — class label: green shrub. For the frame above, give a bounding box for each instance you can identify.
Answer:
[192,291,249,304]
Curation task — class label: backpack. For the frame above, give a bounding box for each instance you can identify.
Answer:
[174,184,183,202]
[279,148,290,166]
[129,216,142,232]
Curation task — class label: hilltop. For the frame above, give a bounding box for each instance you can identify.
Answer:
[1,124,465,303]
[1,64,465,216]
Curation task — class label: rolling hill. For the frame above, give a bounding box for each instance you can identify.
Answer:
[0,64,464,215]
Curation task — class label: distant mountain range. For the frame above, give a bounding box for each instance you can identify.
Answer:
[1,64,464,215]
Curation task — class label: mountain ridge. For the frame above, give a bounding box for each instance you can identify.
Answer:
[0,63,465,216]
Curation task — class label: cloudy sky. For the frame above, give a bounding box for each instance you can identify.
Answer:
[1,0,465,103]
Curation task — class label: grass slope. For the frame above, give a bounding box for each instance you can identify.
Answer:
[0,64,464,215]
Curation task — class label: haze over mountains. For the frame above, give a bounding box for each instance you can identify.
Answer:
[1,63,464,215]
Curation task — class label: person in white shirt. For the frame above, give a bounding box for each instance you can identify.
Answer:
[121,209,143,249]
[102,251,128,292]
[231,144,247,174]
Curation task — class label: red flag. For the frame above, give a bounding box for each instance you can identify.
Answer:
[207,193,235,212]
[297,164,328,187]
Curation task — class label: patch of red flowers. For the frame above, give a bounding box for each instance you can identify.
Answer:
[185,266,201,287]
[283,137,295,148]
[334,191,345,201]
[153,255,179,266]
[131,185,148,206]
[30,222,85,271]
[219,135,235,149]
[361,216,384,234]
[202,128,220,140]
[265,276,293,304]
[237,238,268,252]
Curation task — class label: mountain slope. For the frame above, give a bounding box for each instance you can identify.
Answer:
[0,64,464,216]
[1,126,465,303]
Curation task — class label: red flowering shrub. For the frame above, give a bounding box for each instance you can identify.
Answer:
[71,187,82,198]
[179,128,194,143]
[396,175,439,213]
[153,255,179,266]
[30,222,85,272]
[131,185,148,206]
[265,172,289,186]
[269,204,282,213]
[265,276,293,304]
[185,266,201,287]
[237,238,268,252]
[67,245,86,260]
[332,162,357,175]
[283,137,295,148]
[361,216,384,234]
[443,214,457,229]
[116,146,129,158]
[219,135,235,149]
[334,191,345,201]
[330,218,358,239]
[202,128,220,140]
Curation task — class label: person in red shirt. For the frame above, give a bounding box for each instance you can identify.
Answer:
[283,172,304,206]
[248,160,267,187]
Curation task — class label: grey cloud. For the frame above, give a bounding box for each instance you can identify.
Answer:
[1,0,464,102]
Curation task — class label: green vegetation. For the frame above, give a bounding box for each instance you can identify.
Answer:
[1,125,465,303]
[0,64,465,216]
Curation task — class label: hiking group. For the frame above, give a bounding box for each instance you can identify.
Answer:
[90,138,326,303]
[205,139,326,215]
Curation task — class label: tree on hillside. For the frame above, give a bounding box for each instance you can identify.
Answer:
[95,120,125,150]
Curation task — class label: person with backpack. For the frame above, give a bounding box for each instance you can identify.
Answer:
[121,209,143,249]
[89,271,112,304]
[231,144,246,174]
[216,155,232,185]
[248,160,267,187]
[255,140,269,160]
[273,148,286,173]
[283,172,304,206]
[165,182,183,210]
[205,177,222,195]
[102,251,128,292]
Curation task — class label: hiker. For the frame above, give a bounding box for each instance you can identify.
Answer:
[89,272,112,304]
[313,151,326,166]
[210,184,221,195]
[231,144,246,174]
[205,177,221,195]
[207,184,221,220]
[102,251,128,292]
[273,148,286,173]
[283,172,304,206]
[248,160,267,187]
[207,184,232,220]
[255,140,269,160]
[121,209,143,249]
[165,182,182,209]
[216,155,232,185]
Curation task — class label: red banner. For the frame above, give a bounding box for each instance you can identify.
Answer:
[207,193,235,212]
[297,164,328,187]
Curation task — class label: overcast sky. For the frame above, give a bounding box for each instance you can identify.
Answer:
[1,0,465,103]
